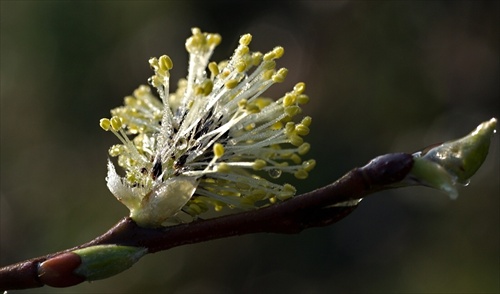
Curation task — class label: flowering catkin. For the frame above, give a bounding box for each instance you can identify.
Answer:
[100,28,314,227]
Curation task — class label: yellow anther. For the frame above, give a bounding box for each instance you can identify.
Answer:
[202,80,213,96]
[272,68,288,83]
[273,46,284,59]
[192,197,208,207]
[221,69,230,78]
[238,99,248,108]
[271,121,283,130]
[285,122,295,134]
[213,143,225,158]
[203,80,214,96]
[149,75,162,87]
[285,105,302,117]
[239,33,252,46]
[298,142,311,155]
[277,161,289,167]
[133,85,150,97]
[191,35,202,47]
[235,60,247,73]
[293,82,306,94]
[225,79,239,89]
[294,169,309,180]
[191,27,201,36]
[245,104,260,114]
[283,183,296,194]
[158,55,173,71]
[110,116,123,131]
[124,96,136,106]
[135,99,145,107]
[148,57,158,69]
[262,60,276,70]
[126,173,138,184]
[99,118,111,131]
[301,116,312,127]
[280,115,292,124]
[155,68,168,78]
[236,45,250,56]
[252,159,267,170]
[251,52,263,66]
[277,193,293,201]
[208,62,219,77]
[297,94,309,105]
[302,159,316,172]
[255,97,272,109]
[263,51,276,61]
[295,124,310,136]
[244,123,255,131]
[183,206,197,217]
[289,134,304,147]
[277,183,296,200]
[263,69,275,80]
[108,145,124,157]
[206,33,221,47]
[185,33,202,53]
[188,203,203,215]
[195,85,204,95]
[283,93,296,107]
[291,154,302,164]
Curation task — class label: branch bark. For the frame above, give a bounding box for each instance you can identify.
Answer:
[0,153,413,291]
[2,116,496,291]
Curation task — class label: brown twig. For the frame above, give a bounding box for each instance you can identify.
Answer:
[0,153,413,291]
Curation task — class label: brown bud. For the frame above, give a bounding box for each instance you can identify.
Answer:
[38,252,85,287]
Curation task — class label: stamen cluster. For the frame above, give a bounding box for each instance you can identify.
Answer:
[100,28,315,227]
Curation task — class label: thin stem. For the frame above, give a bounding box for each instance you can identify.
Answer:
[2,117,496,291]
[0,153,413,291]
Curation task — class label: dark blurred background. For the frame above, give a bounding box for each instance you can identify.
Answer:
[1,1,498,293]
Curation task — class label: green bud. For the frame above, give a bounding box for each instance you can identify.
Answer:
[409,156,459,198]
[72,245,147,281]
[422,118,496,183]
[407,118,497,198]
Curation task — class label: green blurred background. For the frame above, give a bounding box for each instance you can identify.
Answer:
[1,1,498,293]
